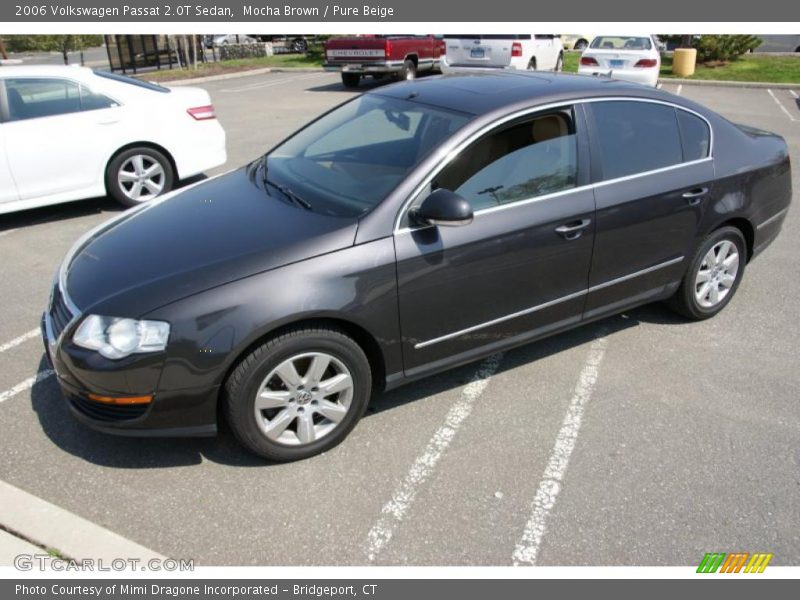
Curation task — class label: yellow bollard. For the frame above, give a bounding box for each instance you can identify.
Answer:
[672,48,697,77]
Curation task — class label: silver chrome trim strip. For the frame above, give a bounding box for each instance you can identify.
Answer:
[587,256,685,293]
[393,96,714,234]
[756,207,789,230]
[413,256,684,349]
[414,289,587,349]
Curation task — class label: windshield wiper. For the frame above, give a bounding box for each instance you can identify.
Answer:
[259,158,312,211]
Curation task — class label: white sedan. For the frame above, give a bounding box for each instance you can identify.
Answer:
[0,66,226,214]
[577,35,661,87]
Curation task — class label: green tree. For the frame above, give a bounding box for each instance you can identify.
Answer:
[693,35,761,63]
[3,35,103,63]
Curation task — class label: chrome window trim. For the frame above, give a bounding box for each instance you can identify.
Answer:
[413,256,684,350]
[756,207,789,230]
[393,96,714,234]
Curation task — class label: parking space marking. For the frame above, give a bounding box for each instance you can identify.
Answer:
[511,335,608,566]
[790,90,799,99]
[364,352,504,561]
[0,369,54,404]
[767,89,798,122]
[0,329,40,354]
[676,84,683,96]
[220,73,329,93]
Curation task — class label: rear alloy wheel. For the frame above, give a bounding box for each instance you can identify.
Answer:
[667,226,747,320]
[400,59,417,81]
[224,327,372,461]
[107,147,174,208]
[341,72,361,88]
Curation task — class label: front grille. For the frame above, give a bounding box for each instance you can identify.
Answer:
[49,284,74,339]
[68,395,149,422]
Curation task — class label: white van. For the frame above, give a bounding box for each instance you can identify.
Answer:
[440,34,564,73]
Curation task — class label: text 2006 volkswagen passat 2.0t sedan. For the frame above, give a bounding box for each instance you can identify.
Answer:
[43,72,792,461]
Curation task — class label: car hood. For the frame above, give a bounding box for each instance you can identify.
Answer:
[65,166,358,316]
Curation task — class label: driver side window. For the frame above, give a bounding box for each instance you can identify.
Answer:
[434,110,578,211]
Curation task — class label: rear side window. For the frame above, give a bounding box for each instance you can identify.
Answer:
[591,101,683,180]
[677,110,711,162]
[5,78,81,121]
[4,78,119,121]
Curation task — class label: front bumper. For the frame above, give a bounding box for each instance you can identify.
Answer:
[41,309,218,438]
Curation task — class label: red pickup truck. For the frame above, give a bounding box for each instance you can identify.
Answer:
[324,35,445,87]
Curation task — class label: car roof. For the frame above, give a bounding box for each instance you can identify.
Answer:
[370,71,682,116]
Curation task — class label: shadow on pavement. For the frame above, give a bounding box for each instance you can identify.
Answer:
[0,176,207,234]
[30,305,690,470]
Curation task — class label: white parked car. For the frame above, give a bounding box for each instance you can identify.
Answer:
[0,66,226,214]
[441,34,564,73]
[578,35,661,87]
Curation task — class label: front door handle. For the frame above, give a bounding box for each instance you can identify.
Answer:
[555,218,592,241]
[682,187,709,206]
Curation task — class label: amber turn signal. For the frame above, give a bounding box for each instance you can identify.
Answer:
[87,393,153,405]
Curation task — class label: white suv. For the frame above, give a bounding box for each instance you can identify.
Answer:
[441,34,564,73]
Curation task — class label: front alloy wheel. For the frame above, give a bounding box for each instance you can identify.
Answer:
[224,326,372,461]
[254,352,354,445]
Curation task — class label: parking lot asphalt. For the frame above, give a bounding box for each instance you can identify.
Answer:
[0,72,798,566]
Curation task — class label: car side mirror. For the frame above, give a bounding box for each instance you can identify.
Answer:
[410,189,473,227]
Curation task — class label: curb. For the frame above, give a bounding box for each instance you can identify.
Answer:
[658,78,798,89]
[0,480,164,562]
[158,66,325,86]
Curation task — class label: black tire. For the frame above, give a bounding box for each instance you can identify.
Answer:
[575,40,588,51]
[555,53,564,72]
[223,326,372,462]
[527,58,537,71]
[667,226,747,320]
[341,72,361,88]
[106,146,174,208]
[399,58,417,81]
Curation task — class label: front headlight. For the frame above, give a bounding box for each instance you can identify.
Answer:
[73,315,170,360]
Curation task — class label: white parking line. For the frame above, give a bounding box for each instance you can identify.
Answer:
[676,84,683,96]
[364,352,504,561]
[0,369,54,404]
[767,89,798,122]
[511,335,608,566]
[220,72,328,93]
[790,90,799,99]
[0,329,40,354]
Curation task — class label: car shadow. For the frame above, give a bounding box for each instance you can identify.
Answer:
[29,306,689,470]
[0,176,207,233]
[306,71,439,93]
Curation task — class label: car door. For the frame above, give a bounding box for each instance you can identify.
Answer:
[395,105,595,375]
[1,77,121,201]
[583,99,714,319]
[0,121,20,205]
[533,35,560,70]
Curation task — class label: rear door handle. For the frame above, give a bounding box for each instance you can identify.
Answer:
[682,187,709,205]
[555,218,592,240]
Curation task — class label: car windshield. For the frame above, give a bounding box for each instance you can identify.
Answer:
[265,94,471,218]
[589,36,652,50]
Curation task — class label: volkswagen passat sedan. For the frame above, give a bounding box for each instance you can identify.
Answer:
[43,72,791,461]
[578,35,661,87]
[0,66,226,214]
